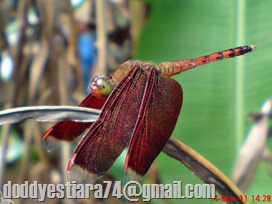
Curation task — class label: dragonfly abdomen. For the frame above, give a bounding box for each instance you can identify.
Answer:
[158,45,256,77]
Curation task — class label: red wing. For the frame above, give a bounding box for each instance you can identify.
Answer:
[125,71,183,179]
[43,93,107,141]
[67,64,149,183]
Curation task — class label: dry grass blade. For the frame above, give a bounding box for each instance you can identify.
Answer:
[231,98,272,192]
[28,39,49,102]
[0,106,100,124]
[94,0,109,77]
[164,138,249,204]
[262,147,272,178]
[0,10,9,51]
[231,116,268,192]
[0,124,12,187]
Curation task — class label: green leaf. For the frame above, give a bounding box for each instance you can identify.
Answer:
[136,0,272,203]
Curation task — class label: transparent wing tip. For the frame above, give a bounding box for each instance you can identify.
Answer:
[41,136,64,153]
[67,164,102,184]
[125,167,143,183]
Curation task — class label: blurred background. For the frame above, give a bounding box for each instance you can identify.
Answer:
[0,0,272,203]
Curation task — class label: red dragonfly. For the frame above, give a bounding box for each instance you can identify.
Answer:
[43,45,255,182]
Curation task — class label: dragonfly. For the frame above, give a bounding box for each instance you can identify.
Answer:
[43,45,255,183]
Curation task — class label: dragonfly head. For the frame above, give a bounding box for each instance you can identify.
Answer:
[89,75,113,99]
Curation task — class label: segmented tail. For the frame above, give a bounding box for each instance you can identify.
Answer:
[158,45,256,77]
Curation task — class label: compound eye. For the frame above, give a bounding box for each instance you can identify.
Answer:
[89,75,113,99]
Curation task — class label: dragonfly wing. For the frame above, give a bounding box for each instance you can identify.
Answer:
[125,70,183,180]
[67,64,149,183]
[43,94,107,141]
